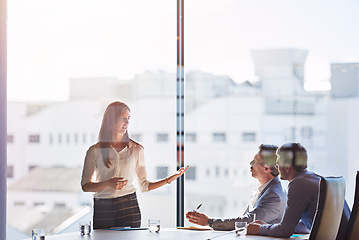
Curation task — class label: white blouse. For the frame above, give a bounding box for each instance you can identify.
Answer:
[81,140,150,199]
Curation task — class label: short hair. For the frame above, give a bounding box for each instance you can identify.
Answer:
[259,144,279,177]
[276,143,307,172]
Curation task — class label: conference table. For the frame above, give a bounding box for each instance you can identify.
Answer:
[24,228,309,240]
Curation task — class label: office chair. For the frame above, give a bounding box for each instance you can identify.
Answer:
[345,171,359,240]
[309,176,346,240]
[335,200,351,240]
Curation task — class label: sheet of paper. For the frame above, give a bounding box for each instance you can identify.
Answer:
[177,226,213,231]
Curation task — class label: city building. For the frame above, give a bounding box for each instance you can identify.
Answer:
[6,49,358,236]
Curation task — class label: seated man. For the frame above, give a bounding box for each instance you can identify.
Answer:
[247,142,321,238]
[186,144,287,230]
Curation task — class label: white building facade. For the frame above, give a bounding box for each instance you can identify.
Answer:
[6,48,358,235]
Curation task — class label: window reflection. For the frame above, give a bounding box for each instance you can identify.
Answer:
[6,0,177,237]
[184,0,359,227]
[5,0,359,238]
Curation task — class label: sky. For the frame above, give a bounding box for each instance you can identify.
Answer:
[6,0,359,101]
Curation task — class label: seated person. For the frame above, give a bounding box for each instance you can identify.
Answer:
[247,143,321,238]
[186,144,287,230]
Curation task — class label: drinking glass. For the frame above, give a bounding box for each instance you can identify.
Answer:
[251,213,256,222]
[79,220,91,236]
[31,229,45,240]
[235,221,247,236]
[148,219,160,233]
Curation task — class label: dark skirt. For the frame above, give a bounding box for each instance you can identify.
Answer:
[93,192,141,229]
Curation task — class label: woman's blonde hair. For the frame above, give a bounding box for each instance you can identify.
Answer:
[98,101,130,167]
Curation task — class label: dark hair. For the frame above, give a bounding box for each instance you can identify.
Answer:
[98,101,130,167]
[277,142,307,172]
[259,144,279,177]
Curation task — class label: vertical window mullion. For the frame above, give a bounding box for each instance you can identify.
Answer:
[176,0,185,227]
[0,0,7,237]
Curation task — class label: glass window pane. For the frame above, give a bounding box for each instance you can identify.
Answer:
[185,0,359,226]
[185,133,197,143]
[212,133,226,142]
[7,135,14,143]
[7,0,176,236]
[156,133,169,142]
[7,166,14,178]
[185,166,196,180]
[28,134,40,143]
[156,166,169,179]
[242,132,256,142]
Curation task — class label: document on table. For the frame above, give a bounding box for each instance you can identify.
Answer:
[177,226,213,231]
[107,227,149,231]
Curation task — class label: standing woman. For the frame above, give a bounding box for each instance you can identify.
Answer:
[81,101,188,229]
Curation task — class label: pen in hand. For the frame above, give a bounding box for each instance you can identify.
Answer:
[194,203,202,212]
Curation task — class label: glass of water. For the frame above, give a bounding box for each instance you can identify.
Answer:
[251,213,256,223]
[235,221,247,236]
[79,220,91,236]
[148,219,160,233]
[31,229,45,240]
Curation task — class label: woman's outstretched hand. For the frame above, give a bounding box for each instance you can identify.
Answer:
[148,165,190,191]
[168,165,189,183]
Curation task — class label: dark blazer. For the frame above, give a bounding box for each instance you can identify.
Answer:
[211,176,287,230]
[259,170,321,237]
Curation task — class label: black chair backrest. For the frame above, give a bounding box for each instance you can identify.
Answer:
[345,171,359,240]
[336,200,351,240]
[309,176,346,240]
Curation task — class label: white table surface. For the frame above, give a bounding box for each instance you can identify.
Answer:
[23,228,309,240]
